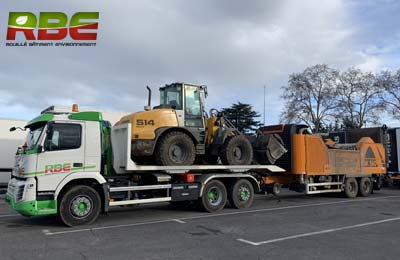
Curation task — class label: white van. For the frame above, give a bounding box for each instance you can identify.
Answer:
[0,118,27,185]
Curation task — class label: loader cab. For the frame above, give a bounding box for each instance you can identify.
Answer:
[159,83,206,128]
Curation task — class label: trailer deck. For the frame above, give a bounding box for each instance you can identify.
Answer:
[111,123,285,174]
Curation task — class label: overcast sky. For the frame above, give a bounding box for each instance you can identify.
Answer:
[1,0,400,125]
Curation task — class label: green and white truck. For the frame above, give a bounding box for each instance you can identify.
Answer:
[5,105,283,226]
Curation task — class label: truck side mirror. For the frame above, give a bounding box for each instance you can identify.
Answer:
[9,126,26,132]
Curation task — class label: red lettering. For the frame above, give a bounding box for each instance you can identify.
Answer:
[6,27,36,40]
[69,23,98,40]
[37,28,68,40]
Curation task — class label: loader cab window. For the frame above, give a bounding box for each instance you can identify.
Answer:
[44,123,82,151]
[160,85,183,110]
[184,85,203,127]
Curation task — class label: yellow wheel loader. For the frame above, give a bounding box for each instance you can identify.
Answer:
[117,83,254,166]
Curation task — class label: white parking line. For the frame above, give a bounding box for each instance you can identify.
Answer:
[184,195,400,221]
[44,195,400,236]
[237,217,400,246]
[173,219,186,224]
[0,214,20,218]
[46,219,177,235]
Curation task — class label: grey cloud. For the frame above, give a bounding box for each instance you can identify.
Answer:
[0,0,399,123]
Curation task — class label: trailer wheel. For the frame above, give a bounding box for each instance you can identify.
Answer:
[220,135,253,165]
[229,179,254,209]
[59,185,101,227]
[358,177,372,197]
[199,180,227,212]
[344,177,358,198]
[155,131,196,166]
[266,183,282,196]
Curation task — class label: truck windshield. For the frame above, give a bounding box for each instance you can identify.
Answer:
[26,123,46,150]
[160,85,183,109]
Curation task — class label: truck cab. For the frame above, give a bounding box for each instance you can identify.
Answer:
[6,105,107,217]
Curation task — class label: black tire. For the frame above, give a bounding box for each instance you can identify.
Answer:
[199,180,227,212]
[59,185,101,227]
[228,179,254,209]
[358,177,372,197]
[344,177,358,198]
[155,131,196,166]
[220,135,253,165]
[266,183,282,196]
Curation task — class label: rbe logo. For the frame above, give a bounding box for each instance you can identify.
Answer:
[7,12,99,41]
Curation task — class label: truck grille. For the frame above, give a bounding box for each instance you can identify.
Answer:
[7,182,15,195]
[7,182,25,202]
[16,185,24,201]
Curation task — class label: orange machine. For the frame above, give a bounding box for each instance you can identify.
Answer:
[257,124,386,198]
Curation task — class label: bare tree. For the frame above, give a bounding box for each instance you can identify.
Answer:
[336,68,384,128]
[379,69,400,120]
[280,64,339,132]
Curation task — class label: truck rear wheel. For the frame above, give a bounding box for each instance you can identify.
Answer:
[155,131,196,166]
[220,135,253,165]
[344,177,358,198]
[358,177,372,197]
[59,185,101,227]
[229,179,254,209]
[199,180,227,212]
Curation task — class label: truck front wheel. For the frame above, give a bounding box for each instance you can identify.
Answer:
[199,180,227,212]
[59,185,101,227]
[229,179,254,209]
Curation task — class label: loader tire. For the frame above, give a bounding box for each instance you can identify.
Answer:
[358,177,372,197]
[59,185,101,227]
[344,177,358,198]
[155,131,196,166]
[220,135,253,165]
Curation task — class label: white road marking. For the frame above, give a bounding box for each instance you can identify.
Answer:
[46,219,177,235]
[182,195,400,221]
[236,239,260,246]
[0,214,20,218]
[44,195,400,236]
[237,217,400,246]
[173,219,186,224]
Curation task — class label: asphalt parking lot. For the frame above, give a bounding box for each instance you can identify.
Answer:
[1,189,400,260]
